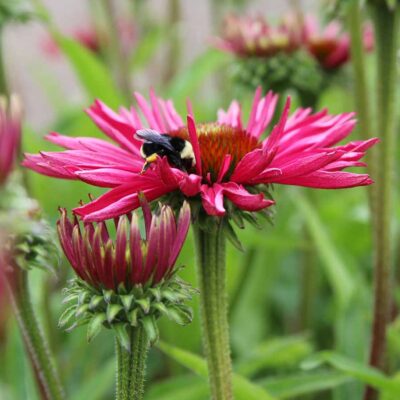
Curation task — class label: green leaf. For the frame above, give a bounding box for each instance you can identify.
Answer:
[292,191,355,309]
[302,351,400,397]
[71,358,115,400]
[54,34,124,108]
[130,25,170,71]
[145,375,208,400]
[236,334,313,377]
[157,341,277,400]
[260,371,353,399]
[165,49,229,102]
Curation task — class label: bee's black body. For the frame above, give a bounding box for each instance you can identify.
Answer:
[136,129,196,172]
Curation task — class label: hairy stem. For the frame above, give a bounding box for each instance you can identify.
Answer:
[5,268,65,400]
[115,327,149,400]
[193,222,233,400]
[347,1,377,219]
[365,4,400,400]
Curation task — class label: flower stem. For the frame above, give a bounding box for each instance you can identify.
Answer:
[5,268,65,400]
[193,222,233,400]
[115,327,149,400]
[365,4,400,400]
[347,1,377,218]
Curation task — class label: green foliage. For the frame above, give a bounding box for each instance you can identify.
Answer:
[0,0,34,26]
[54,34,125,108]
[302,351,400,399]
[157,341,277,400]
[0,2,389,399]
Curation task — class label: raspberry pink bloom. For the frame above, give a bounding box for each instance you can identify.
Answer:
[303,15,374,69]
[23,88,377,221]
[0,95,21,187]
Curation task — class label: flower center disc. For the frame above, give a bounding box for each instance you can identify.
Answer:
[170,123,260,182]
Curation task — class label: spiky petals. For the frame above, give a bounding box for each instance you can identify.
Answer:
[57,201,191,290]
[0,95,21,186]
[303,15,374,69]
[24,89,376,221]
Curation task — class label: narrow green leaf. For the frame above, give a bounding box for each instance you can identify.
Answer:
[130,25,170,71]
[157,341,277,400]
[71,358,115,400]
[145,375,208,400]
[292,191,355,309]
[236,334,313,377]
[260,371,353,399]
[302,351,400,396]
[165,49,229,102]
[55,34,124,108]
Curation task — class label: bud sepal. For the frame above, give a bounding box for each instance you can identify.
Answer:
[60,272,196,351]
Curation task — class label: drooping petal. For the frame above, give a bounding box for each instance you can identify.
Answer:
[223,182,275,211]
[200,184,226,216]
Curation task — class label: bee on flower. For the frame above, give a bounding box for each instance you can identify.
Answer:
[23,88,376,224]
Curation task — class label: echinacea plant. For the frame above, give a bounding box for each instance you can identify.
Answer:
[24,87,377,400]
[214,13,315,97]
[57,199,194,400]
[215,13,374,107]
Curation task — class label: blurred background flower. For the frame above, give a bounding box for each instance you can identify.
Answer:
[0,95,21,187]
[303,15,374,70]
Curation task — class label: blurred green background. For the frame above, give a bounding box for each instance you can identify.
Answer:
[1,0,399,399]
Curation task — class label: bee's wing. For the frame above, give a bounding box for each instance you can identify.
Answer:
[135,129,175,152]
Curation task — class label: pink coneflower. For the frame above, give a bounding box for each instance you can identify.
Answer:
[303,15,374,69]
[0,95,21,187]
[23,88,377,221]
[58,200,191,290]
[215,14,302,57]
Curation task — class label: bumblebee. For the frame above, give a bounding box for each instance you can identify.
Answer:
[136,129,196,173]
